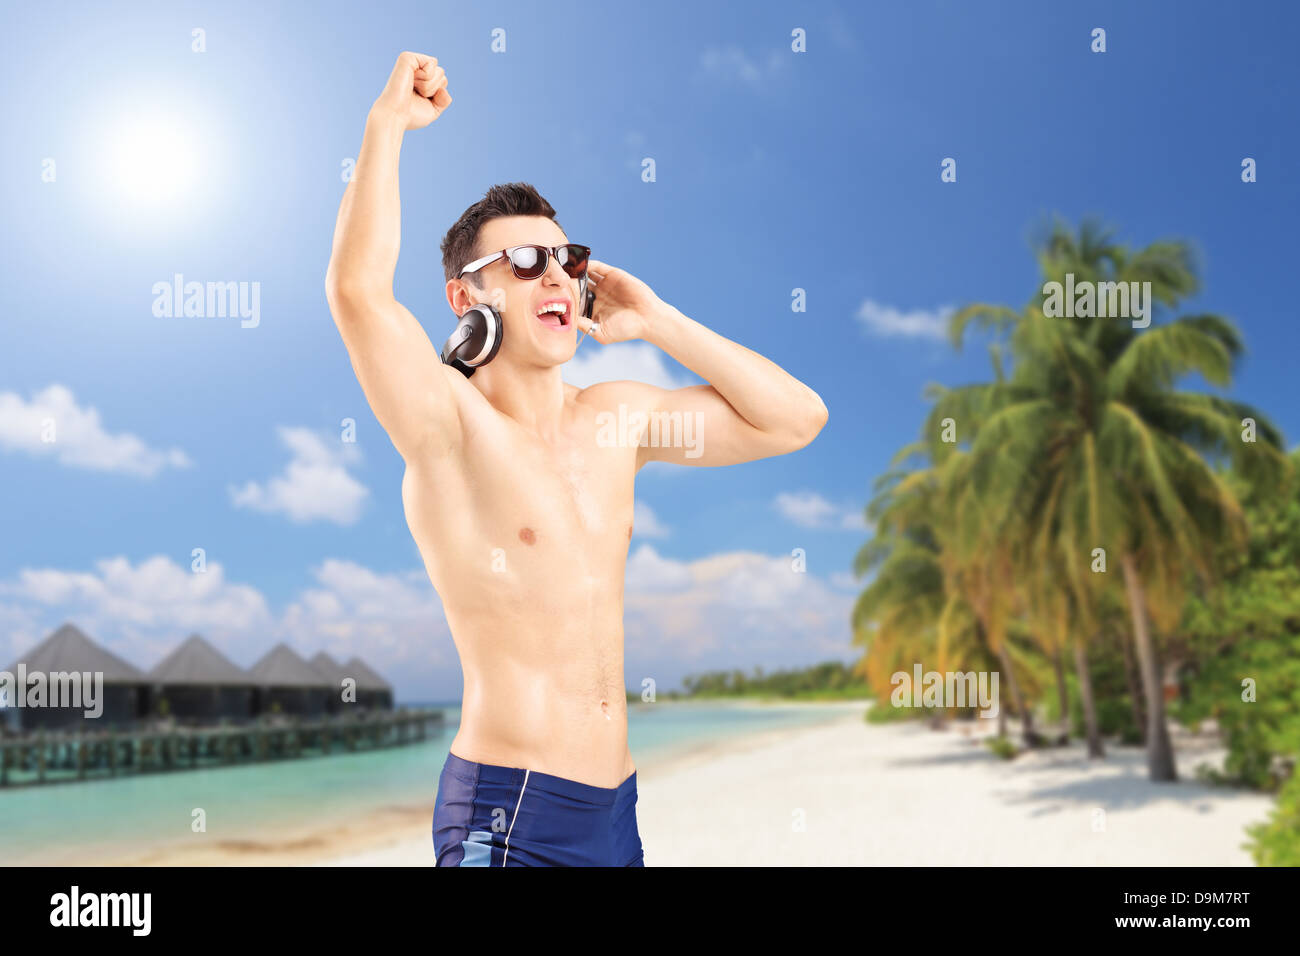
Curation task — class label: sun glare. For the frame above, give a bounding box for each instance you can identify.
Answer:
[105,114,203,206]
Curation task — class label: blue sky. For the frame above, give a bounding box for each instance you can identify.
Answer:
[1,0,1297,700]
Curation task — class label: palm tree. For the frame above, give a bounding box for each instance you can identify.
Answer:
[1027,544,1109,755]
[937,452,1041,743]
[856,431,1040,740]
[852,460,953,712]
[948,219,1287,780]
[852,447,993,723]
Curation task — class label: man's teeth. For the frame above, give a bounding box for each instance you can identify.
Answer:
[535,303,567,322]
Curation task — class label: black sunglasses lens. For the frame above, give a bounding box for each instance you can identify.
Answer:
[510,245,547,279]
[558,245,589,277]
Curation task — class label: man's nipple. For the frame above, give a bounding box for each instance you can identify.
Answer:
[519,527,536,545]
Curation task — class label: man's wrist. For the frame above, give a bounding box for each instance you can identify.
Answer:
[642,300,686,348]
[366,102,407,137]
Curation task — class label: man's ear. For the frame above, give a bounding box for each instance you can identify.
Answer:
[445,277,471,315]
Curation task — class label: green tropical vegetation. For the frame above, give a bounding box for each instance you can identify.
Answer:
[849,218,1297,864]
[654,661,871,702]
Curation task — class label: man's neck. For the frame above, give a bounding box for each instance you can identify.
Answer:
[473,358,568,440]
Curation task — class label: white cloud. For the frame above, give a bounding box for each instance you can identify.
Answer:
[626,544,694,592]
[0,555,274,667]
[830,571,862,591]
[279,560,452,671]
[0,384,191,477]
[855,300,954,341]
[563,342,695,390]
[622,545,855,672]
[699,45,787,90]
[632,500,669,538]
[230,427,368,525]
[774,491,868,531]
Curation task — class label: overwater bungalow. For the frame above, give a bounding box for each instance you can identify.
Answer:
[248,643,332,717]
[308,652,351,714]
[0,626,434,786]
[148,634,256,723]
[1,623,149,731]
[344,656,395,711]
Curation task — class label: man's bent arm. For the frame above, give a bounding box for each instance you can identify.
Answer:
[325,53,460,461]
[613,301,828,468]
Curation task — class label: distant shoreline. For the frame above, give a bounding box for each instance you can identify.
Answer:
[79,700,861,867]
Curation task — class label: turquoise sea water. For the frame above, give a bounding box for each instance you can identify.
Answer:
[0,700,858,864]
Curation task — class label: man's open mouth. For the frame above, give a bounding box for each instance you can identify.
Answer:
[534,298,570,329]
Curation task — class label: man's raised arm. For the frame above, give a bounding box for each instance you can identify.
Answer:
[576,259,829,469]
[325,52,460,461]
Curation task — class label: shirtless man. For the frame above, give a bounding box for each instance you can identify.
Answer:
[325,52,828,866]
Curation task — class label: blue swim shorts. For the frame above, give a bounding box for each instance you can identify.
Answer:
[432,750,645,867]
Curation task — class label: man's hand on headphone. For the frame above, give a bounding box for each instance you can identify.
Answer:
[374,52,452,131]
[576,259,664,345]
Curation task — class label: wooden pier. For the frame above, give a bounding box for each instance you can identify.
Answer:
[0,708,444,788]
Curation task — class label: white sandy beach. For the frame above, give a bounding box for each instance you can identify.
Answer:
[316,706,1273,867]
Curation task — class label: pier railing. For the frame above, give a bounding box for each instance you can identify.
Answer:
[0,708,445,788]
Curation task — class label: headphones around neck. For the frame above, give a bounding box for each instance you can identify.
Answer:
[441,275,595,378]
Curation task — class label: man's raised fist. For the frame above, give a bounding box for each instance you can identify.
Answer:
[375,51,452,131]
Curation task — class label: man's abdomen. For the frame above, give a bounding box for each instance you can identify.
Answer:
[445,608,635,789]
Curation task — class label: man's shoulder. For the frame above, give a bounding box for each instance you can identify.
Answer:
[570,378,664,411]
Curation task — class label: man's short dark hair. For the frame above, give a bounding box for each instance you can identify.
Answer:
[440,182,563,288]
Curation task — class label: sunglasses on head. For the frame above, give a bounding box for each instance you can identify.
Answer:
[457,243,591,282]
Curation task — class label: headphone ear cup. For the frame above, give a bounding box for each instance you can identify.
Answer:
[478,305,504,365]
[441,304,504,377]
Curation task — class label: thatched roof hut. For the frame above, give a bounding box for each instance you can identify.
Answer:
[148,634,255,722]
[248,643,331,717]
[3,623,148,729]
[343,656,395,710]
[308,652,352,713]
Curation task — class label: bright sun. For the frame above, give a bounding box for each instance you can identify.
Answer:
[105,114,202,205]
